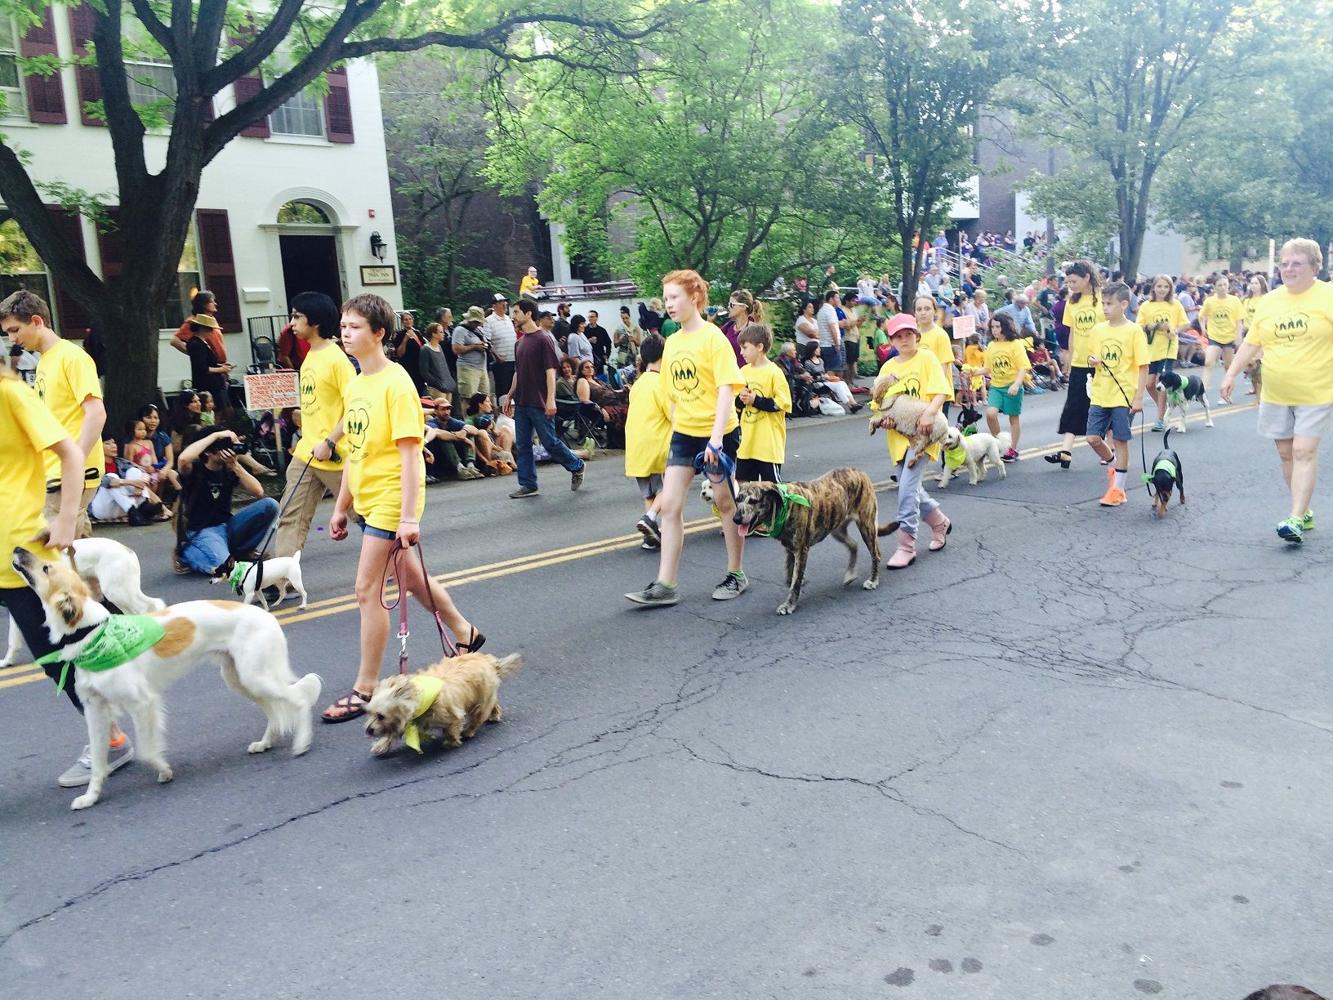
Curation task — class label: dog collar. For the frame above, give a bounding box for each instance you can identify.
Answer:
[34,616,167,693]
[402,674,446,753]
[227,560,256,594]
[750,484,812,539]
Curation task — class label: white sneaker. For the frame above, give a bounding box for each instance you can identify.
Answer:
[58,740,134,787]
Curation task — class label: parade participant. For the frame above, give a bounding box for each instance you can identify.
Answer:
[1045,260,1102,469]
[735,323,791,482]
[625,269,746,607]
[0,290,105,537]
[1084,282,1150,508]
[872,313,951,569]
[915,295,957,417]
[980,312,1029,462]
[0,367,132,786]
[1221,239,1333,544]
[624,334,671,547]
[1199,277,1245,403]
[1136,275,1191,431]
[1238,273,1269,396]
[323,294,483,722]
[276,292,353,558]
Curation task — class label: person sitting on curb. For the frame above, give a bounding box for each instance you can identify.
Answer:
[173,427,279,575]
[424,398,484,480]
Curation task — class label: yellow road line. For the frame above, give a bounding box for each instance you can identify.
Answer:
[0,401,1256,692]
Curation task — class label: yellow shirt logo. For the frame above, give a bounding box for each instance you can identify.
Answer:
[1070,305,1099,329]
[34,373,48,400]
[344,406,370,458]
[991,354,1014,379]
[1273,313,1310,342]
[900,375,922,398]
[300,371,318,412]
[1101,343,1123,366]
[670,357,699,394]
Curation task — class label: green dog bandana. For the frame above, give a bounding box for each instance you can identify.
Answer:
[944,443,967,470]
[402,674,445,753]
[227,560,256,593]
[35,615,167,693]
[749,484,812,539]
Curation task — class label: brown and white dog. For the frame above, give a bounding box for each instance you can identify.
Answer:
[2,536,165,668]
[11,547,321,810]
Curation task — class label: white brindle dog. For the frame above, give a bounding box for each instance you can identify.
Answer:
[12,546,321,810]
[2,536,165,668]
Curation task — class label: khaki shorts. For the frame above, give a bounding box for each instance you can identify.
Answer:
[43,485,98,539]
[1257,401,1333,440]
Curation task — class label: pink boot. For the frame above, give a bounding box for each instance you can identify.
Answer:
[886,531,916,569]
[923,508,951,551]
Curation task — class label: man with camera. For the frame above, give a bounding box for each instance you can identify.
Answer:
[452,306,491,401]
[173,427,279,576]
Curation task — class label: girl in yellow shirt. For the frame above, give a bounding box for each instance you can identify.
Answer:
[323,294,482,723]
[872,313,952,570]
[1238,274,1269,398]
[1136,275,1192,431]
[1199,279,1245,401]
[625,269,746,607]
[981,313,1030,460]
[1046,260,1101,469]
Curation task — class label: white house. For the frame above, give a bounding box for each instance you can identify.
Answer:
[0,4,401,391]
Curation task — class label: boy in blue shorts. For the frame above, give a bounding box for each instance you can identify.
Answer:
[1085,282,1150,508]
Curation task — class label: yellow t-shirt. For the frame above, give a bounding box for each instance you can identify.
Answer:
[35,338,103,488]
[623,369,672,478]
[963,344,985,390]
[658,322,742,437]
[518,275,539,298]
[1065,293,1103,368]
[1248,280,1333,406]
[1199,294,1245,345]
[874,350,951,464]
[342,364,427,533]
[0,377,64,588]
[983,340,1030,389]
[1242,294,1262,331]
[1136,299,1188,362]
[737,360,791,463]
[919,324,955,401]
[293,343,355,472]
[1088,321,1150,409]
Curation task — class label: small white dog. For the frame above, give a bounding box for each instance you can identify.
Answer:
[12,546,321,810]
[211,551,307,610]
[939,428,1011,486]
[2,536,164,667]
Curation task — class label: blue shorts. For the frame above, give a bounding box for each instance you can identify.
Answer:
[1208,339,1235,351]
[1148,359,1173,375]
[355,515,396,540]
[1086,404,1132,442]
[667,427,740,468]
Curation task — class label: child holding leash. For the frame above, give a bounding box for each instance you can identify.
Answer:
[625,269,746,607]
[1085,282,1150,508]
[322,294,483,723]
[625,333,671,548]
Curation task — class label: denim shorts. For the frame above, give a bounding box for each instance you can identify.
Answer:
[1086,404,1132,442]
[667,427,740,468]
[355,515,396,540]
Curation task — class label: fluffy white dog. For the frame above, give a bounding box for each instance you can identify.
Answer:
[211,551,308,610]
[939,427,1011,486]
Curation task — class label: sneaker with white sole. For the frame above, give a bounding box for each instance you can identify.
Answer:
[711,571,749,601]
[58,739,134,788]
[625,580,679,607]
[636,514,661,543]
[1277,516,1304,544]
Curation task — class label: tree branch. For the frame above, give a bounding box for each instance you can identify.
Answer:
[206,0,324,90]
[127,0,177,59]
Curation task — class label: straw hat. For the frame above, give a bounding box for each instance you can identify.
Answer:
[189,313,221,330]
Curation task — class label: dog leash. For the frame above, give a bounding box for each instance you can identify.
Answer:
[1100,364,1150,495]
[234,455,314,596]
[694,447,738,506]
[381,540,457,675]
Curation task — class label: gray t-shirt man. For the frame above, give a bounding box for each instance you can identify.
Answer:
[452,324,487,369]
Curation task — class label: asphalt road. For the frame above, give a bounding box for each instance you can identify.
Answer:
[3,384,1331,1000]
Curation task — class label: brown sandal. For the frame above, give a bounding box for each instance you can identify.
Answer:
[321,689,372,723]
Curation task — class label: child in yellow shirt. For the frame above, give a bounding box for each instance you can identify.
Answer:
[625,333,671,549]
[980,312,1030,461]
[1085,282,1151,508]
[872,313,952,570]
[625,269,746,607]
[961,335,985,407]
[735,324,791,482]
[323,294,482,723]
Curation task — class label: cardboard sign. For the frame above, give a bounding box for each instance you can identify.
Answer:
[951,314,976,341]
[244,371,300,410]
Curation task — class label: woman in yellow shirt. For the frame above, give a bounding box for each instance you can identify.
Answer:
[1046,260,1102,469]
[1221,239,1333,545]
[323,294,482,723]
[1136,275,1191,431]
[1238,274,1269,397]
[1199,278,1246,401]
[625,269,746,607]
[872,313,952,570]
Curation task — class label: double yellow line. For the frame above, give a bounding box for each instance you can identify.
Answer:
[0,401,1254,691]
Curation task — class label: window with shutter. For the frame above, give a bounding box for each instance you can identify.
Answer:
[195,209,242,330]
[233,74,270,138]
[323,66,354,143]
[67,4,103,126]
[0,216,54,317]
[18,8,65,123]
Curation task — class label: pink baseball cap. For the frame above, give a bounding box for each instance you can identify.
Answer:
[885,313,920,338]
